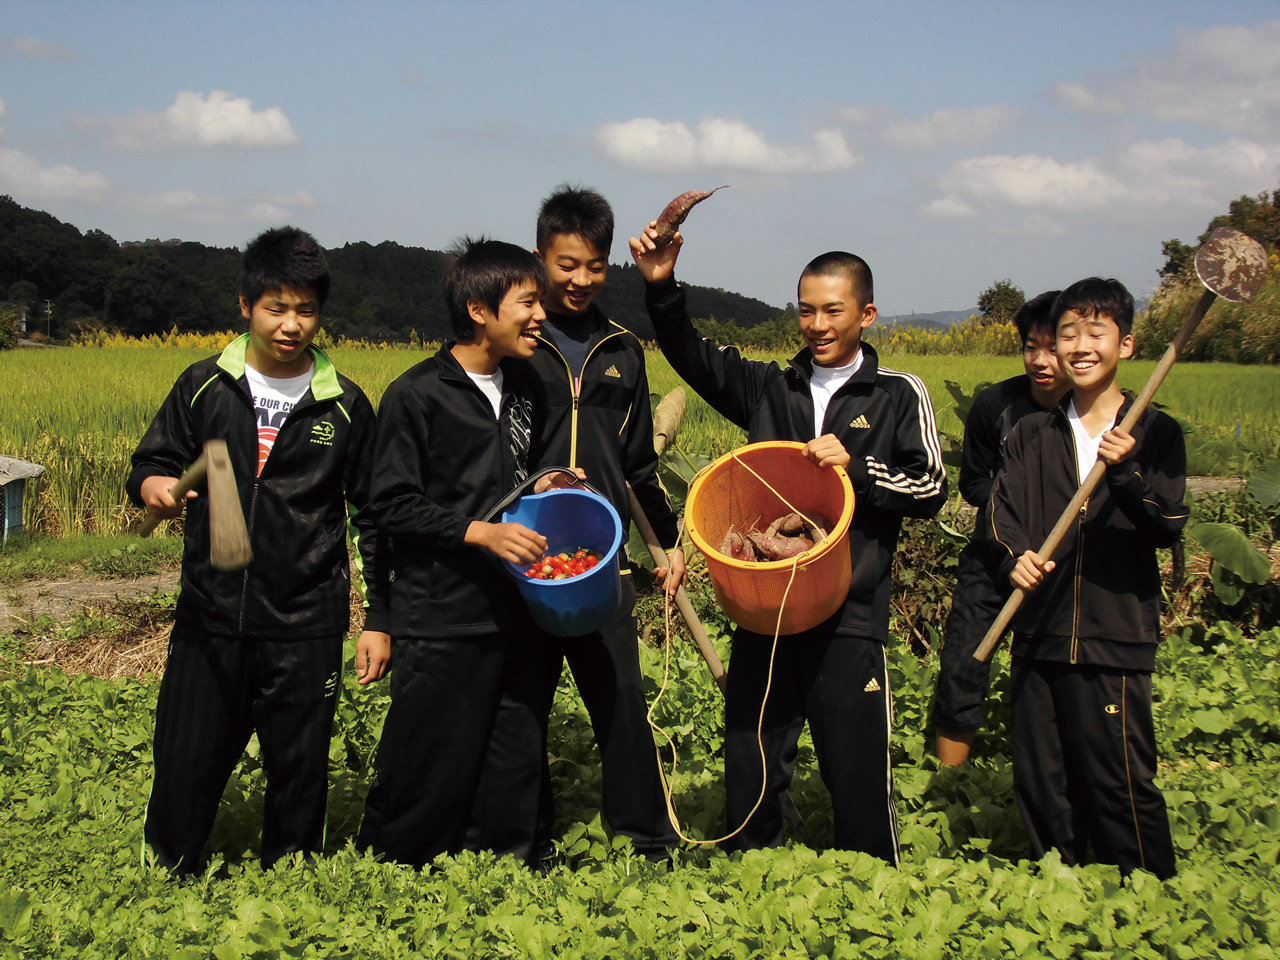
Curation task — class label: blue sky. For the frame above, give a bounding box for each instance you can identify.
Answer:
[3,1,1279,315]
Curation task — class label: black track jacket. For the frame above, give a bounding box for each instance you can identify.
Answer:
[126,336,387,639]
[370,345,545,637]
[530,306,681,551]
[989,396,1188,669]
[645,277,948,640]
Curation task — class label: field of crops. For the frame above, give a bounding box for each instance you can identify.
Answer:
[2,337,1279,955]
[0,612,1277,956]
[3,342,1279,536]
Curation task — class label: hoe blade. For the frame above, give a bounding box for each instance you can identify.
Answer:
[1196,226,1268,303]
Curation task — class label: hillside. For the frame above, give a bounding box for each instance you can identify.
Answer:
[0,197,784,342]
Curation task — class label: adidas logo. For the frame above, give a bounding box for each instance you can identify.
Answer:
[864,677,882,693]
[850,415,870,429]
[604,365,622,379]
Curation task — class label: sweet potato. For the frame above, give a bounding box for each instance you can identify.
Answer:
[653,185,729,246]
[745,531,814,561]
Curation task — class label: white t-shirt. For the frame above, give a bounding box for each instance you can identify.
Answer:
[466,369,505,420]
[245,364,313,476]
[1066,398,1105,484]
[809,350,864,437]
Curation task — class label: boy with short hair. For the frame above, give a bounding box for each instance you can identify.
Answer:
[991,277,1186,878]
[933,291,1070,766]
[471,185,683,861]
[127,226,390,875]
[631,226,947,860]
[356,238,560,867]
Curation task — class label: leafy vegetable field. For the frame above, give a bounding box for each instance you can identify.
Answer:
[1,606,1277,958]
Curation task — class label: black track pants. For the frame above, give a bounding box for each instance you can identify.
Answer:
[358,631,544,867]
[1011,657,1175,879]
[470,576,677,858]
[145,625,343,875]
[933,543,1005,732]
[723,630,898,863]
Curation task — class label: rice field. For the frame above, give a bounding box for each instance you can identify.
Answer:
[2,343,1278,536]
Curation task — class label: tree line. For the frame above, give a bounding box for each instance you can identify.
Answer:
[0,197,784,344]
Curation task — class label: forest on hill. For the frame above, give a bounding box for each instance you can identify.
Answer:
[0,197,784,342]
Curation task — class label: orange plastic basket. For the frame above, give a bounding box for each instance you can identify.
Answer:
[684,441,854,636]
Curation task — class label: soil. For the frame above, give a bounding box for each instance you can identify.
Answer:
[1,571,180,633]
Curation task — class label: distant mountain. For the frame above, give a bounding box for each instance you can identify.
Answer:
[878,309,977,332]
[0,196,786,341]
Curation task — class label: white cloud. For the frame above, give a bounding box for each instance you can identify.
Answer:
[0,146,110,203]
[883,105,1019,151]
[594,117,858,173]
[1055,20,1280,136]
[0,36,74,60]
[834,103,1018,151]
[120,188,317,224]
[923,138,1280,222]
[1050,82,1126,117]
[74,90,301,151]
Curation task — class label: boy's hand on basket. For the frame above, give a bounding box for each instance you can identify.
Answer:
[466,520,547,564]
[534,468,586,493]
[805,435,850,470]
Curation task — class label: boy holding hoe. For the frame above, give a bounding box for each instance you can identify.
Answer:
[933,291,1070,766]
[470,186,684,862]
[357,238,573,867]
[990,278,1186,878]
[630,224,947,860]
[128,226,390,875]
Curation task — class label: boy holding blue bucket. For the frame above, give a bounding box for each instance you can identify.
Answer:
[357,238,573,867]
[631,223,947,861]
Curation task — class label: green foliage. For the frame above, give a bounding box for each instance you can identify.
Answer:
[0,306,17,351]
[976,279,1025,327]
[2,619,1280,955]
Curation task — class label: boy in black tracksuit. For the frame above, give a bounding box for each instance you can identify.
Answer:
[933,292,1069,765]
[127,227,390,875]
[991,277,1186,879]
[470,187,683,860]
[631,225,947,860]
[357,239,574,868]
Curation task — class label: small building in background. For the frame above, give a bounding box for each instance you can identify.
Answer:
[0,456,45,542]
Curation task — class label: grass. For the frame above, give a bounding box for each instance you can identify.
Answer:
[0,533,182,584]
[2,343,1277,538]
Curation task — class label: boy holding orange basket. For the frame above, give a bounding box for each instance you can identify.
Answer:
[631,224,947,860]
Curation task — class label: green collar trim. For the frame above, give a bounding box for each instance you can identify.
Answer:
[216,334,342,401]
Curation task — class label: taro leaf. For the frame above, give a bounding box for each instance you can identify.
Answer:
[1211,563,1247,606]
[1246,461,1280,512]
[1188,521,1272,584]
[944,380,993,426]
[658,447,712,495]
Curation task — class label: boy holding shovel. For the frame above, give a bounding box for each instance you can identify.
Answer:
[990,277,1186,878]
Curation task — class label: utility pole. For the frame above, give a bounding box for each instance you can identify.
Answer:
[44,300,52,340]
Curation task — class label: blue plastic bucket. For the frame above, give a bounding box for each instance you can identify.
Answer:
[500,487,624,637]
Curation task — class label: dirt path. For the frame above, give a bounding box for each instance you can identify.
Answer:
[2,571,180,633]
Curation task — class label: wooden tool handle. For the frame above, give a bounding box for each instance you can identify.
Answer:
[628,485,727,692]
[137,452,209,538]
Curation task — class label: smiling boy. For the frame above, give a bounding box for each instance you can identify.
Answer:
[356,238,562,867]
[468,186,683,863]
[990,277,1186,878]
[933,291,1070,766]
[127,226,389,874]
[631,225,946,859]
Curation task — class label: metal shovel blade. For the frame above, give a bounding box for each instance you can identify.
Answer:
[1196,226,1268,303]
